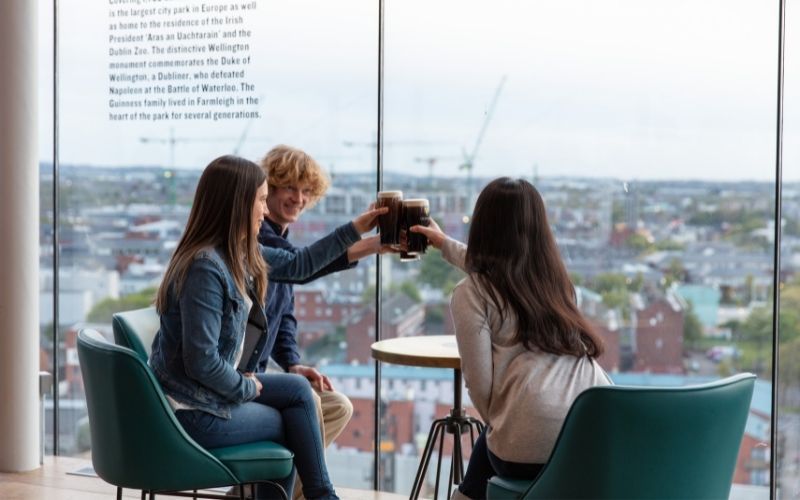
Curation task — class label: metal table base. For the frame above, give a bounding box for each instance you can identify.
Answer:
[409,370,485,500]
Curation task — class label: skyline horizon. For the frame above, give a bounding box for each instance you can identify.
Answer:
[38,159,794,185]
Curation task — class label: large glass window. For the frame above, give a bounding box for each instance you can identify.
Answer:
[54,1,378,490]
[382,0,777,497]
[42,1,796,498]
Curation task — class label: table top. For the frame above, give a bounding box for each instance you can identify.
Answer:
[371,335,461,369]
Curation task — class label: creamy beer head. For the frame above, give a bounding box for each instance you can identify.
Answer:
[403,198,429,208]
[378,190,403,199]
[376,190,404,245]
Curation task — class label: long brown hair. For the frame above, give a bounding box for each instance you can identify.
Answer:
[465,177,603,358]
[155,155,268,313]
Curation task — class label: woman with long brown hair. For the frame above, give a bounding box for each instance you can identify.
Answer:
[150,155,384,500]
[412,177,611,499]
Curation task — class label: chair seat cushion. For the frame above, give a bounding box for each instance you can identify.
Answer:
[209,441,294,482]
[487,476,534,499]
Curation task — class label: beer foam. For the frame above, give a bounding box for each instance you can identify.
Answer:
[377,190,403,198]
[403,198,429,207]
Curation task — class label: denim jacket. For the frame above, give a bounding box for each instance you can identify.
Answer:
[150,222,360,419]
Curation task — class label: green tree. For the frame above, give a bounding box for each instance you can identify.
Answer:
[591,272,632,318]
[628,272,644,293]
[738,306,772,375]
[683,303,703,349]
[87,287,156,323]
[778,283,800,343]
[418,250,465,293]
[601,288,631,318]
[399,281,422,303]
[593,273,628,294]
[655,239,685,251]
[663,258,686,288]
[626,233,654,254]
[361,281,423,304]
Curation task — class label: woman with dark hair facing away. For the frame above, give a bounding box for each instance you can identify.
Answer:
[149,155,385,500]
[412,177,611,499]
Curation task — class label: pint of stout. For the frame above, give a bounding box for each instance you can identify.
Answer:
[377,191,403,245]
[403,198,430,255]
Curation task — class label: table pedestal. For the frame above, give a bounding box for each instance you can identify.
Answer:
[410,370,485,500]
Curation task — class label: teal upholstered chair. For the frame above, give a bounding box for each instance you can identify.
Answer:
[77,328,294,500]
[112,306,160,362]
[487,373,756,499]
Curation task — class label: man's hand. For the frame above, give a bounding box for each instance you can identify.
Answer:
[347,234,399,262]
[289,364,334,392]
[352,204,389,234]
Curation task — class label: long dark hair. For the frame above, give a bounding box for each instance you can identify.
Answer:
[465,177,603,358]
[155,155,268,313]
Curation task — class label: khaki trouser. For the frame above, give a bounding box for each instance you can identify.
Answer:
[293,389,353,500]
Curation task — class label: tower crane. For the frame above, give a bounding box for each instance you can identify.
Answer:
[343,139,450,177]
[413,156,460,187]
[460,76,507,204]
[140,128,237,208]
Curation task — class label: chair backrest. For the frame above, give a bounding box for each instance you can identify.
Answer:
[77,328,237,491]
[112,306,160,362]
[522,373,756,499]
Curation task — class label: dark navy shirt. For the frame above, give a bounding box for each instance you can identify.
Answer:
[257,218,357,371]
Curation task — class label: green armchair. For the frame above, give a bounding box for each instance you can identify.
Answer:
[487,373,756,499]
[77,328,294,500]
[111,306,160,362]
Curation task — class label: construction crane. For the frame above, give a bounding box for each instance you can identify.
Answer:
[413,156,460,187]
[343,139,453,180]
[140,128,237,208]
[460,75,507,203]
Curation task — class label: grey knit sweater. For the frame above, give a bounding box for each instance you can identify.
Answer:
[441,237,612,464]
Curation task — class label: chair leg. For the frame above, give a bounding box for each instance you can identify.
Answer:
[262,481,289,500]
[193,489,198,499]
[116,486,122,500]
[239,484,246,500]
[140,490,146,500]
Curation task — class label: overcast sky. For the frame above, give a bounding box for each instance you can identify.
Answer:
[39,0,800,181]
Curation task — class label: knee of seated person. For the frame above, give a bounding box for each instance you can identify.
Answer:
[311,388,322,407]
[327,392,353,421]
[285,373,314,394]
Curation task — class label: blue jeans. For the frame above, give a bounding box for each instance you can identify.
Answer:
[176,373,338,500]
[458,429,544,499]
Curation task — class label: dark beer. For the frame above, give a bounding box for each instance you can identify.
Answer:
[377,191,403,245]
[403,198,430,255]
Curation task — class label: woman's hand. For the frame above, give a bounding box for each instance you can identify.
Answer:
[245,372,263,395]
[410,218,447,250]
[352,204,389,234]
